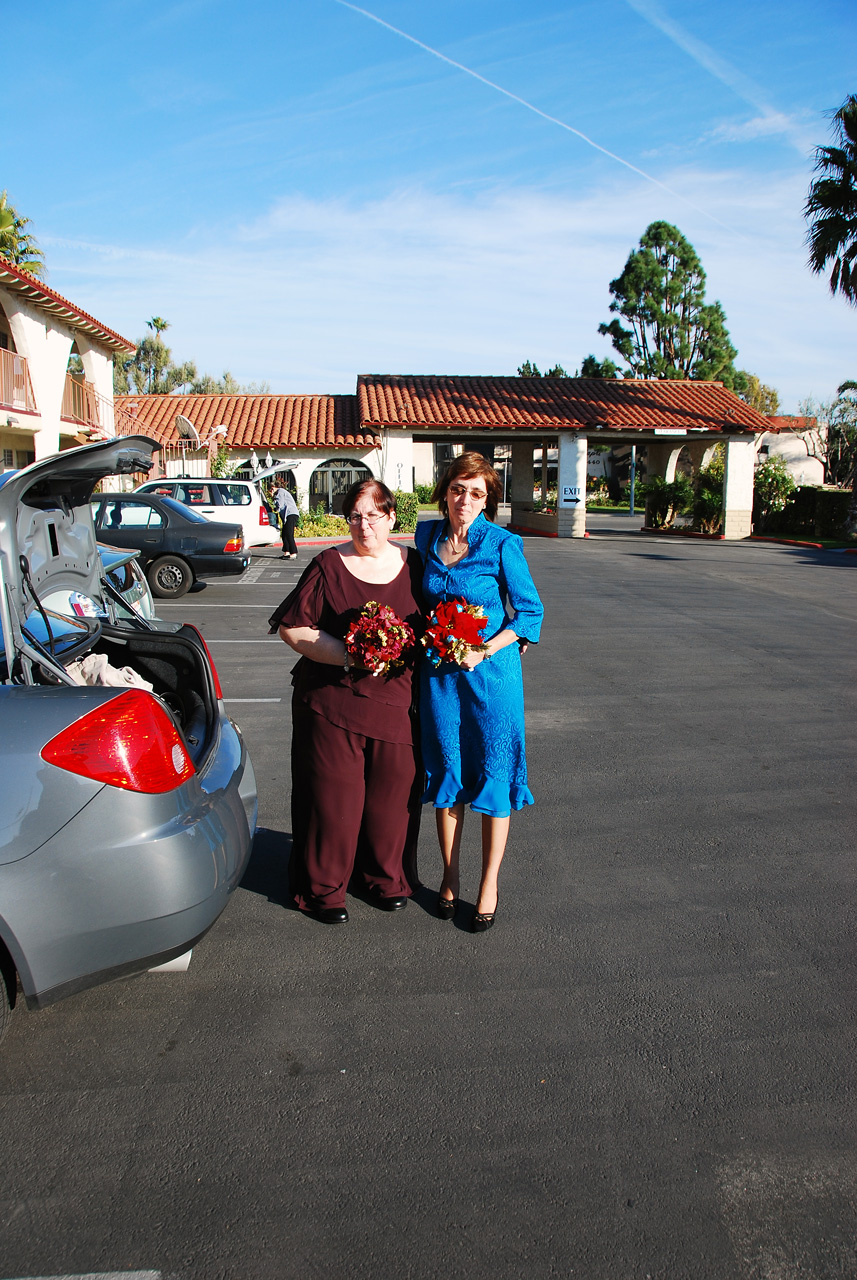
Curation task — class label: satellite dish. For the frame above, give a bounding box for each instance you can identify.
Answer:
[175,414,201,448]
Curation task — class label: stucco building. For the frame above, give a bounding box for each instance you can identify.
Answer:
[117,374,773,540]
[0,258,134,466]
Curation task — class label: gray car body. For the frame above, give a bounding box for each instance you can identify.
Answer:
[0,436,256,1022]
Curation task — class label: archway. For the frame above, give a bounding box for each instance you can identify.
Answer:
[309,458,373,513]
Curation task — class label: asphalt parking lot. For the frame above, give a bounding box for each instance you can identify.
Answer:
[0,518,855,1280]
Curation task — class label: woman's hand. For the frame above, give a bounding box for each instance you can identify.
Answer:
[459,646,489,670]
[457,628,521,670]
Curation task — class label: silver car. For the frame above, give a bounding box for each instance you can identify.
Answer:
[0,436,257,1044]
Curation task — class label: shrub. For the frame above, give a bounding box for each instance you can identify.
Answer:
[693,449,725,534]
[753,458,797,532]
[394,490,420,533]
[755,485,852,539]
[414,483,435,503]
[639,474,693,528]
[297,504,348,537]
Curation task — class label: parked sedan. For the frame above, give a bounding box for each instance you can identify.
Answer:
[0,436,257,1046]
[91,492,250,598]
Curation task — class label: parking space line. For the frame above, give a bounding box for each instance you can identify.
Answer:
[4,1272,166,1280]
[156,603,275,608]
[223,698,282,703]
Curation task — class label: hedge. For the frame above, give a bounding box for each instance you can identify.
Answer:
[754,486,852,540]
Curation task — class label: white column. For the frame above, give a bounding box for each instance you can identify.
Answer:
[289,459,315,512]
[723,436,755,540]
[557,433,588,538]
[377,430,414,493]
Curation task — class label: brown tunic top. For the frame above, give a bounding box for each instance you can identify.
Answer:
[268,546,424,744]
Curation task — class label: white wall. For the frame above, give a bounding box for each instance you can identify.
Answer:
[0,286,120,459]
[757,430,825,487]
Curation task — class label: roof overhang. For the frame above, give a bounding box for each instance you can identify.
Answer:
[0,257,135,355]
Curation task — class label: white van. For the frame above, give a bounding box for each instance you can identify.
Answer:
[135,477,280,548]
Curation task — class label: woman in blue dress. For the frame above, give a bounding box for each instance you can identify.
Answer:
[414,453,544,933]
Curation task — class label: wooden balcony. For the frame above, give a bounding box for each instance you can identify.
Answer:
[0,346,37,414]
[61,373,100,431]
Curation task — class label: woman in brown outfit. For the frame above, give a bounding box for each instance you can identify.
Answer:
[269,480,423,924]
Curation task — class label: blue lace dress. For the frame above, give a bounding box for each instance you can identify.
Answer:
[414,514,544,818]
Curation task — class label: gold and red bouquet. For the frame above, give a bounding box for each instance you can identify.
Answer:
[422,598,488,667]
[344,601,415,677]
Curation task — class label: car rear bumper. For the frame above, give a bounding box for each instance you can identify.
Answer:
[189,554,251,577]
[0,713,257,1009]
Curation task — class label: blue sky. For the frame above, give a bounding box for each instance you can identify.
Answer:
[4,0,856,410]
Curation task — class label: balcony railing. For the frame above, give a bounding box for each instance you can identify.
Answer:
[0,346,37,413]
[61,373,100,431]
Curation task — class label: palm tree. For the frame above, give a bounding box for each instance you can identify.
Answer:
[805,95,857,306]
[0,191,46,277]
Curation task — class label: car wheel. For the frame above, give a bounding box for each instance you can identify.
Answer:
[0,951,15,1046]
[147,555,192,599]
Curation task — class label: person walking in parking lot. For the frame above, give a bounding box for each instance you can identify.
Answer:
[275,483,300,559]
[269,479,423,924]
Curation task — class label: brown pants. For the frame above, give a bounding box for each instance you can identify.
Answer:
[290,699,419,909]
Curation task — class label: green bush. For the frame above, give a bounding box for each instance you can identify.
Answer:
[297,504,348,538]
[693,450,725,534]
[394,490,420,533]
[639,474,694,528]
[755,485,853,540]
[414,482,435,503]
[752,458,797,532]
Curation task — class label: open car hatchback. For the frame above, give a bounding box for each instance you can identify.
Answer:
[0,436,257,1045]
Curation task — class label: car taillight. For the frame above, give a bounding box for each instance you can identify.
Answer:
[182,623,224,699]
[223,535,244,554]
[260,508,272,526]
[41,690,195,793]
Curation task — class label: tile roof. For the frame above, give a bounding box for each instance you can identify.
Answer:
[358,375,770,434]
[764,416,815,434]
[0,256,135,354]
[114,393,375,450]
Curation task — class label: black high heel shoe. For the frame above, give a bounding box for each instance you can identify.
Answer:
[437,894,459,920]
[471,893,498,933]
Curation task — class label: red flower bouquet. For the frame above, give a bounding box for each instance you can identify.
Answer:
[422,598,488,667]
[344,601,415,677]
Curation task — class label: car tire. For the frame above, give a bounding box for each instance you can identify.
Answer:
[147,555,193,599]
[0,950,15,1046]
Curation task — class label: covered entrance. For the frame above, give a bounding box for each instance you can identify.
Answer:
[309,457,373,513]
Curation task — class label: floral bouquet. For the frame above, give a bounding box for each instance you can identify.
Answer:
[344,601,415,677]
[422,598,488,667]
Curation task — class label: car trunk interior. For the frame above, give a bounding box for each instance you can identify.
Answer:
[7,624,218,769]
[81,626,217,765]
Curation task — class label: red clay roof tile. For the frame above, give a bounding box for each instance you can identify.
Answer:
[357,375,769,433]
[115,393,374,450]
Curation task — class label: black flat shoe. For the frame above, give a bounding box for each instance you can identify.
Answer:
[376,895,408,911]
[471,894,498,933]
[309,906,349,924]
[437,896,459,920]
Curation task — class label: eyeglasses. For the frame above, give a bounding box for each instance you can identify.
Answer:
[346,511,388,526]
[448,484,487,501]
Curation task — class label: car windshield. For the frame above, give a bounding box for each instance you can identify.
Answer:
[160,496,210,523]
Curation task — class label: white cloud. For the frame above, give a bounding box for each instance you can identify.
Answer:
[43,170,857,412]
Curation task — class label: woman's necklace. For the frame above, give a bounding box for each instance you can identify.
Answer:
[446,531,469,558]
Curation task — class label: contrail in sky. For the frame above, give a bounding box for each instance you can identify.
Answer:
[334,0,736,232]
[623,0,808,154]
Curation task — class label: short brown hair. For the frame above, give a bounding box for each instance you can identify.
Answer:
[341,478,396,519]
[433,452,502,521]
